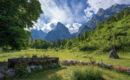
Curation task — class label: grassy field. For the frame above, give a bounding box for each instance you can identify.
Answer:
[10,65,130,80]
[0,49,130,67]
[0,49,130,80]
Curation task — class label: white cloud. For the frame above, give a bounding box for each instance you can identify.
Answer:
[85,0,130,18]
[41,22,57,33]
[33,0,130,33]
[39,0,75,24]
[66,23,81,34]
[33,0,87,33]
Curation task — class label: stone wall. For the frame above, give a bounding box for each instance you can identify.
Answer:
[61,59,130,75]
[0,57,59,80]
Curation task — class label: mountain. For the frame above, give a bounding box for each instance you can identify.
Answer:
[59,8,130,51]
[80,8,130,51]
[31,29,46,39]
[77,24,91,35]
[45,22,72,41]
[78,4,130,35]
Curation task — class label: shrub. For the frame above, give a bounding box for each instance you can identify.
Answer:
[14,62,28,77]
[71,67,104,80]
[80,45,97,51]
[89,56,96,64]
[32,55,38,58]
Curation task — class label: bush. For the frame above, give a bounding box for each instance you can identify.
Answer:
[14,62,28,77]
[80,45,97,51]
[71,67,104,80]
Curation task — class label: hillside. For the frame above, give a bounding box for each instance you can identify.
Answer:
[52,8,130,52]
[79,8,130,51]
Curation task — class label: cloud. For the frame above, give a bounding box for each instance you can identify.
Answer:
[34,0,130,33]
[66,23,82,34]
[33,0,87,33]
[85,0,130,17]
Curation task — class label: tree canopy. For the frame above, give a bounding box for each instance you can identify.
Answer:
[0,0,42,50]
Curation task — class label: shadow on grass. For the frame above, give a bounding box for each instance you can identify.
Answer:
[119,57,130,60]
[9,67,65,80]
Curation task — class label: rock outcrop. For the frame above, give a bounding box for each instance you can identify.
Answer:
[45,22,73,41]
[109,49,119,59]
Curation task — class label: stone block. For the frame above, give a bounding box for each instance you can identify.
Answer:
[6,69,15,77]
[81,61,89,65]
[127,67,130,74]
[0,72,4,79]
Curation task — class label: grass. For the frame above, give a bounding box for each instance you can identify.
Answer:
[0,49,130,80]
[71,67,104,80]
[9,65,130,80]
[0,49,130,67]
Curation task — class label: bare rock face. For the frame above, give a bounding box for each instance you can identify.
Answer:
[45,22,73,41]
[78,4,130,35]
[109,49,119,59]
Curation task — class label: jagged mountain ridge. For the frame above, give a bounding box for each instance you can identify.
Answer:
[78,4,130,35]
[45,22,73,41]
[31,4,130,41]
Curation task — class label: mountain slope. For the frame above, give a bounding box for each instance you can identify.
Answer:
[78,4,130,35]
[45,22,72,41]
[31,29,46,39]
[77,24,91,35]
[79,8,130,51]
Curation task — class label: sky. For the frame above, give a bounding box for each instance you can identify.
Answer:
[33,0,130,34]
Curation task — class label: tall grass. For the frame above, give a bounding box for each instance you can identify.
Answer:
[50,74,63,80]
[71,67,104,80]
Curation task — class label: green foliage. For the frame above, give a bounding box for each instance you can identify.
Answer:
[32,55,38,58]
[14,62,28,77]
[80,44,97,51]
[29,39,52,49]
[50,74,63,80]
[0,0,42,50]
[52,40,67,48]
[71,67,104,80]
[66,40,72,49]
[87,8,130,51]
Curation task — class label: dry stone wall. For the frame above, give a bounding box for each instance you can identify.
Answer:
[0,57,59,80]
[61,59,130,75]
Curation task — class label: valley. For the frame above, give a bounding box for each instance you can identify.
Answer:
[0,0,130,80]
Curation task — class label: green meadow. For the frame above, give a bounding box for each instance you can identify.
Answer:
[0,49,130,80]
[0,49,130,67]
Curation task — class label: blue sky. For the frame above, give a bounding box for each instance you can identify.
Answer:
[33,0,130,33]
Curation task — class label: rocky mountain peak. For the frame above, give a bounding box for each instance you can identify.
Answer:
[45,22,73,41]
[96,8,104,16]
[77,4,130,35]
